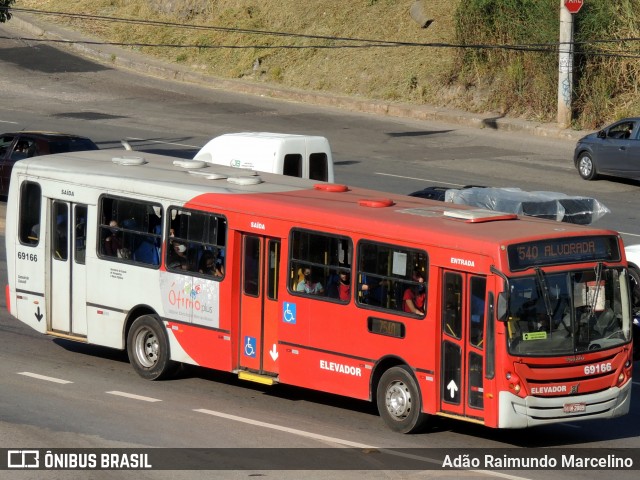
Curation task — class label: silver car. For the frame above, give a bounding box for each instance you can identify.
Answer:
[574,117,640,180]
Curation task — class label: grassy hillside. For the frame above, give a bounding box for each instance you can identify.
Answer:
[14,0,640,129]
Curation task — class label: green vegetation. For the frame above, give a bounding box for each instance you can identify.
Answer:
[452,0,559,122]
[453,0,640,128]
[14,0,640,129]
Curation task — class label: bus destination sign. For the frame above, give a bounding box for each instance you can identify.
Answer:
[507,236,620,271]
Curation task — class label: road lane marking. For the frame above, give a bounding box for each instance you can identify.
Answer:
[195,408,373,448]
[193,408,531,479]
[106,391,162,402]
[620,231,640,238]
[17,372,73,384]
[375,172,466,187]
[0,120,20,124]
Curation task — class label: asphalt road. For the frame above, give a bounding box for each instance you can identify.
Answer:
[1,16,640,480]
[2,17,640,246]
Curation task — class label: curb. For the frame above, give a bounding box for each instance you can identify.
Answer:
[8,13,589,143]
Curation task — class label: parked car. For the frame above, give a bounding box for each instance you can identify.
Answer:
[574,117,640,181]
[408,185,485,201]
[0,131,99,197]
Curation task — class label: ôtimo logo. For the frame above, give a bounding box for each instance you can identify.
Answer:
[168,282,203,311]
[185,282,200,300]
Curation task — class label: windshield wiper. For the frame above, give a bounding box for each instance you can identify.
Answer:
[589,262,604,312]
[535,267,554,321]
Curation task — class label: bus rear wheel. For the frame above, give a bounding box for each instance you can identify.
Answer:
[127,315,176,380]
[376,366,428,433]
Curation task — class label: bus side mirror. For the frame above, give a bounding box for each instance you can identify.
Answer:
[497,292,508,321]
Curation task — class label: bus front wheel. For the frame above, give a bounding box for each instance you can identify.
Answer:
[376,366,428,433]
[127,315,176,380]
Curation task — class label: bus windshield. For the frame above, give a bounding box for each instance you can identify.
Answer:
[506,265,631,356]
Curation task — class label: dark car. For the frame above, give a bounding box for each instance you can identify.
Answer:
[408,185,486,201]
[0,131,99,197]
[574,117,640,181]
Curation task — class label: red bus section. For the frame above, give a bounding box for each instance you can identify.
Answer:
[5,150,633,433]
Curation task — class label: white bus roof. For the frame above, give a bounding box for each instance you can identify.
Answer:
[14,150,313,201]
[12,150,617,250]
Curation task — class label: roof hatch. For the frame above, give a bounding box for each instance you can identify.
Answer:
[314,183,349,193]
[173,159,207,169]
[444,208,518,223]
[112,156,147,166]
[358,198,395,208]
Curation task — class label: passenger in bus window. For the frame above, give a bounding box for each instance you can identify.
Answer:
[327,268,351,301]
[104,220,122,256]
[360,277,390,306]
[297,267,324,295]
[199,250,223,277]
[176,257,189,271]
[168,240,189,270]
[337,270,351,300]
[403,270,426,315]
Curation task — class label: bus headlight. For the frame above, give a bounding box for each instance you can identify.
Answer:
[618,372,625,385]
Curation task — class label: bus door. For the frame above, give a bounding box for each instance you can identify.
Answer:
[50,200,89,337]
[440,271,487,421]
[238,234,281,376]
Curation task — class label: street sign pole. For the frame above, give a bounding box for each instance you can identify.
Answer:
[557,1,575,128]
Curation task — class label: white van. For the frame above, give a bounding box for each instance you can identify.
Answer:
[193,132,334,182]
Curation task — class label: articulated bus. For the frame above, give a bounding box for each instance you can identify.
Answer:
[5,150,633,433]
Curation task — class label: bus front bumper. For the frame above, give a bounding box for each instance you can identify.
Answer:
[498,378,632,429]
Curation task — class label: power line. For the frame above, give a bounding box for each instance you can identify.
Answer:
[3,7,640,59]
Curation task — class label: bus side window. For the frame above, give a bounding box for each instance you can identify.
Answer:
[52,202,68,261]
[289,229,352,302]
[19,182,42,245]
[443,272,463,338]
[469,276,487,348]
[167,207,227,278]
[267,240,280,300]
[357,241,428,317]
[98,196,162,267]
[75,205,87,264]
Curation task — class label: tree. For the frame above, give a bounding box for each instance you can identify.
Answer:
[0,0,16,23]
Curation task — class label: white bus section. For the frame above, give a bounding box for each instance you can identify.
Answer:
[193,132,334,182]
[4,152,309,350]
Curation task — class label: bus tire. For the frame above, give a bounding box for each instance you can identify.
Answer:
[127,315,176,380]
[376,365,428,433]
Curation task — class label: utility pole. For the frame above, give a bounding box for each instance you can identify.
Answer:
[557,1,575,128]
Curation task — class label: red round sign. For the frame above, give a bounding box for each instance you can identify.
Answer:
[564,0,584,14]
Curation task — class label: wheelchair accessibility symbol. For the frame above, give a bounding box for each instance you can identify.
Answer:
[244,336,257,358]
[283,302,296,324]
